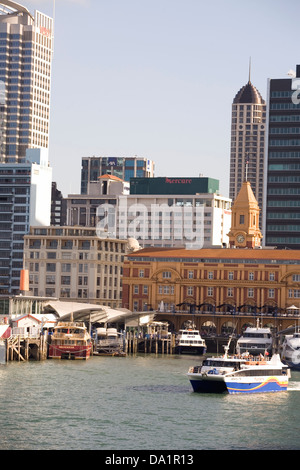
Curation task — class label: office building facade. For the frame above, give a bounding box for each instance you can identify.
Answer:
[0,148,52,295]
[263,64,300,248]
[23,226,126,307]
[0,2,53,163]
[229,77,266,224]
[81,156,154,194]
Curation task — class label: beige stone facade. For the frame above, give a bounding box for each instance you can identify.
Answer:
[23,226,127,307]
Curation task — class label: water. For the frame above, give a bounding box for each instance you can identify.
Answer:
[1,354,300,450]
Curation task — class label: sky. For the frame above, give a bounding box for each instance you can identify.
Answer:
[24,0,300,197]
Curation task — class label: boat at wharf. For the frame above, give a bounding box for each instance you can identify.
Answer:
[280,327,300,370]
[94,327,126,356]
[236,319,273,356]
[175,327,207,355]
[187,338,290,394]
[48,321,92,360]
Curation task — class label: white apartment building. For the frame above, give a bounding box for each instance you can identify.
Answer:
[0,2,53,163]
[65,192,231,249]
[23,226,127,308]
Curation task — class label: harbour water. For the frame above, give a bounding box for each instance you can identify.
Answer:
[1,354,300,451]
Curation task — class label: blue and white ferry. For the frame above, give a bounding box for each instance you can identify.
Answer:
[187,339,290,394]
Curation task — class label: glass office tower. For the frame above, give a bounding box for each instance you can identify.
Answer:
[263,64,300,249]
[0,2,53,163]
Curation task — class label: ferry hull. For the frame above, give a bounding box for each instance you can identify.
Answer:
[188,375,288,394]
[225,377,288,394]
[282,358,300,371]
[189,377,227,393]
[48,344,92,360]
[176,346,206,356]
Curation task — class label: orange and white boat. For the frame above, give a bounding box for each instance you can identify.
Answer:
[48,321,92,360]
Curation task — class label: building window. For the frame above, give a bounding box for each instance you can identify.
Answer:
[249,272,254,281]
[139,269,144,278]
[162,271,171,279]
[228,271,234,280]
[227,288,233,297]
[207,287,214,296]
[208,271,213,280]
[269,272,275,281]
[268,289,275,298]
[248,288,254,298]
[188,271,194,279]
[134,285,139,294]
[46,263,56,272]
[292,274,300,282]
[143,285,148,295]
[187,286,194,296]
[240,215,245,224]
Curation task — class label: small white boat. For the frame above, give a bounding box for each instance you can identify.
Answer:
[187,338,290,394]
[175,327,207,355]
[281,328,300,370]
[95,327,125,355]
[236,319,273,356]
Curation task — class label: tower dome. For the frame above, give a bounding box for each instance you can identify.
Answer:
[233,80,265,105]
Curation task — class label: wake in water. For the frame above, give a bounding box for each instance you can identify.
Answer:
[287,381,300,391]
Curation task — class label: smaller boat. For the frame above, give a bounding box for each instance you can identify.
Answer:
[48,321,92,360]
[175,325,207,355]
[95,327,125,356]
[236,319,273,356]
[187,337,290,394]
[281,327,300,370]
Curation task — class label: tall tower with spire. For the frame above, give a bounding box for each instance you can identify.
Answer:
[229,62,266,226]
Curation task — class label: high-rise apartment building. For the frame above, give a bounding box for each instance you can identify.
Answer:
[263,64,300,249]
[229,75,266,225]
[0,1,53,163]
[81,156,155,194]
[0,148,52,295]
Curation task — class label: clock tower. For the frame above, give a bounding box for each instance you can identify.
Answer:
[228,180,263,248]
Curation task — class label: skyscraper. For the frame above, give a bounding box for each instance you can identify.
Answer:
[263,64,300,249]
[0,1,53,163]
[229,71,266,225]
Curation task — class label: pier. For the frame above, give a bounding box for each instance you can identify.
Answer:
[5,334,48,362]
[125,332,175,355]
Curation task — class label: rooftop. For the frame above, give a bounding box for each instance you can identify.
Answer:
[126,246,300,263]
[233,80,265,105]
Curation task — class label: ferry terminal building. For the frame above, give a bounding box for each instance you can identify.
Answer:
[122,182,300,335]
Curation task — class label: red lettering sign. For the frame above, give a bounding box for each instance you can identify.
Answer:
[40,26,51,38]
[165,178,192,184]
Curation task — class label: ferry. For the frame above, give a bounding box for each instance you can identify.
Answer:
[236,319,273,356]
[281,328,300,370]
[48,321,92,360]
[187,340,290,394]
[175,327,207,355]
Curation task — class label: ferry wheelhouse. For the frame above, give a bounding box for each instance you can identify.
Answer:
[48,321,92,360]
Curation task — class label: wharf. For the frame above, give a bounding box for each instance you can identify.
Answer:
[126,333,175,355]
[5,334,48,362]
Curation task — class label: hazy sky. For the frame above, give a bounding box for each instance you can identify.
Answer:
[25,0,300,197]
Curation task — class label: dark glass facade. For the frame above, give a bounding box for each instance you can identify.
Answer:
[265,65,300,248]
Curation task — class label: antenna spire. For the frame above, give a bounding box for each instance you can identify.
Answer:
[248,57,252,83]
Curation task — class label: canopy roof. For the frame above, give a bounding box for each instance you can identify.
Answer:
[43,300,145,326]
